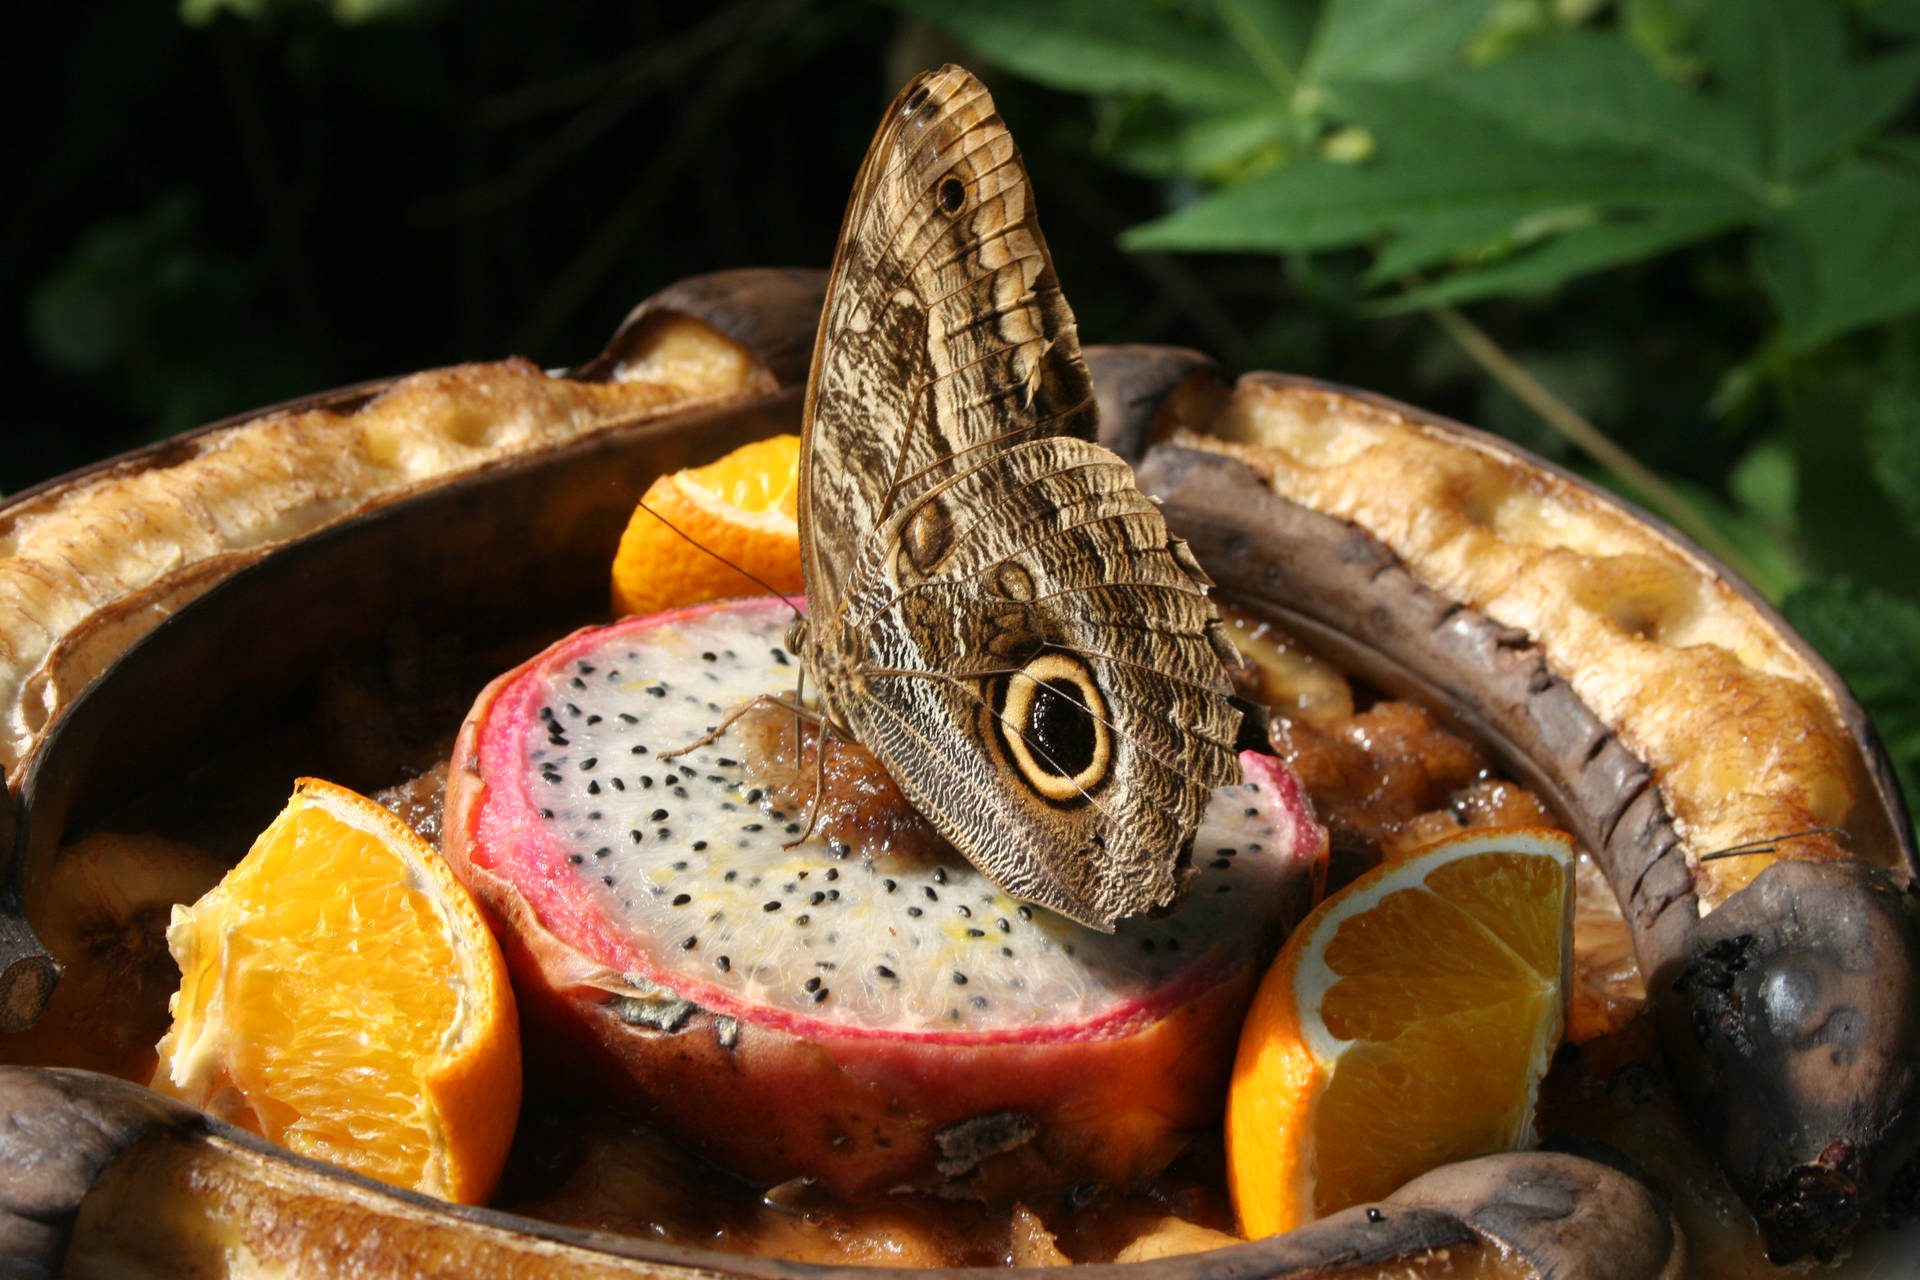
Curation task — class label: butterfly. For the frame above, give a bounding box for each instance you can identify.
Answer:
[790,65,1243,931]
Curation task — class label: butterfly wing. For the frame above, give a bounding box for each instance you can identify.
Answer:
[799,65,1095,614]
[801,65,1242,929]
[830,434,1244,928]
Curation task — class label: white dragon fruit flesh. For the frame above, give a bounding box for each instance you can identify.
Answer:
[444,596,1326,1201]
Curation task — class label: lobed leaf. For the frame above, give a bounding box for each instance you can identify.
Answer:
[1098,100,1297,180]
[1124,82,1728,255]
[1759,160,1920,347]
[1374,195,1752,310]
[1304,0,1495,84]
[1213,0,1316,94]
[886,0,1271,108]
[1704,0,1920,184]
[1362,207,1592,284]
[1428,32,1766,198]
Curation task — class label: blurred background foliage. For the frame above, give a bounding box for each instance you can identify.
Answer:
[9,0,1920,817]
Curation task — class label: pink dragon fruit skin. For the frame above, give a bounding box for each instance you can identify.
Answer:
[445,596,1326,1200]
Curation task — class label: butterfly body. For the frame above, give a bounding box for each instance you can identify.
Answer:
[797,66,1242,931]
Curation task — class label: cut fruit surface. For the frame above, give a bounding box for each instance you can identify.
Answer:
[152,778,521,1204]
[610,433,804,616]
[444,596,1329,1199]
[1227,826,1573,1238]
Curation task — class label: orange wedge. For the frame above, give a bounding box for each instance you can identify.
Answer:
[152,778,521,1204]
[1227,826,1573,1238]
[611,433,804,616]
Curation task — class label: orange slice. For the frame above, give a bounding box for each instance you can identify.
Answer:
[1227,826,1573,1237]
[611,433,804,616]
[152,778,521,1204]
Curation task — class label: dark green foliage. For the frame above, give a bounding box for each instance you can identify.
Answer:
[9,0,1920,835]
[1786,577,1920,826]
[901,0,1920,839]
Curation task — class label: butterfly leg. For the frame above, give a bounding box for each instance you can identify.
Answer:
[784,723,844,851]
[659,692,809,760]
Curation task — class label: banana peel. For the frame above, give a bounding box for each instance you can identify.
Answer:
[1095,350,1920,1263]
[6,1065,1683,1280]
[0,269,1911,1272]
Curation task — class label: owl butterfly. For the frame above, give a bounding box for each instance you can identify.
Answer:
[793,65,1244,931]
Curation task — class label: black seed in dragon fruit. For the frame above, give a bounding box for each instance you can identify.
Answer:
[445,596,1326,1200]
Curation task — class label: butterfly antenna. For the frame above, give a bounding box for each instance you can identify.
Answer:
[1696,826,1848,862]
[784,723,836,850]
[632,497,804,619]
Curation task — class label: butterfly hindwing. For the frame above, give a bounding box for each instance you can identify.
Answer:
[832,436,1242,925]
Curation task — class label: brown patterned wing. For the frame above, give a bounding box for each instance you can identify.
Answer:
[800,65,1242,929]
[798,64,1096,618]
[821,435,1244,930]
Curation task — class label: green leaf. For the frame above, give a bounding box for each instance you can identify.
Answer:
[1862,0,1920,38]
[1097,98,1296,179]
[886,0,1271,108]
[1123,81,1729,254]
[1798,45,1920,174]
[1729,434,1798,530]
[1782,578,1920,822]
[1623,0,1713,80]
[1362,206,1588,282]
[1868,372,1920,541]
[1759,160,1920,347]
[1374,194,1751,308]
[1780,361,1920,596]
[1428,32,1767,198]
[29,193,199,375]
[1875,134,1920,171]
[1304,0,1495,83]
[1212,0,1314,95]
[1705,0,1920,183]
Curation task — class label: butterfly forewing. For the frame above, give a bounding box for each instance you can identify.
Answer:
[802,66,1094,612]
[799,65,1241,930]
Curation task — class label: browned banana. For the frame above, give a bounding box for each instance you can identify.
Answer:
[1,271,1912,1275]
[0,267,823,790]
[0,269,827,1033]
[1094,350,1920,1264]
[3,1065,1682,1280]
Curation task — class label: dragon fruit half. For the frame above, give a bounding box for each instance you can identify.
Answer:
[444,596,1325,1200]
